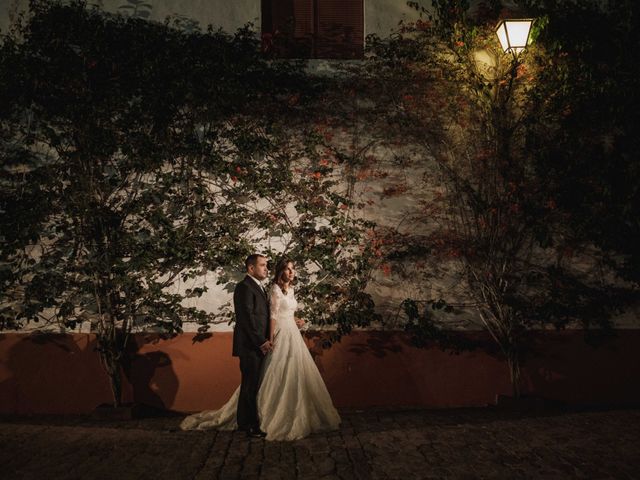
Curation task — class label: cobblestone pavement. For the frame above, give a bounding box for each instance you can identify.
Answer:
[1,407,639,479]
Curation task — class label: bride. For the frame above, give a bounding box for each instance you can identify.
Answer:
[180,258,341,441]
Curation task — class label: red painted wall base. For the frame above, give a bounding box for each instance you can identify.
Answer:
[1,330,638,415]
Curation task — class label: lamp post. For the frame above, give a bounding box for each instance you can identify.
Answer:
[495,19,534,57]
[489,17,534,182]
[491,17,534,101]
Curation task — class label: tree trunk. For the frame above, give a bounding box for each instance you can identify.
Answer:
[98,340,123,408]
[506,348,521,398]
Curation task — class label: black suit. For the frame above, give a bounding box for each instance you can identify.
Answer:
[233,275,270,431]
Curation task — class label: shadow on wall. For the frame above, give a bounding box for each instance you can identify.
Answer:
[0,333,106,414]
[523,331,640,406]
[123,334,182,412]
[304,330,404,359]
[303,329,640,409]
[305,330,427,360]
[0,332,182,414]
[345,330,405,358]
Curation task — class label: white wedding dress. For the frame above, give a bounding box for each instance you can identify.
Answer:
[180,284,340,441]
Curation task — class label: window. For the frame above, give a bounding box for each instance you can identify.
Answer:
[261,0,364,59]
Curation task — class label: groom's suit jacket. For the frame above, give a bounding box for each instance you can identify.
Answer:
[232,275,270,357]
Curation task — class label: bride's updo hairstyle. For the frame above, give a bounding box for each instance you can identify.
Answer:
[273,257,295,294]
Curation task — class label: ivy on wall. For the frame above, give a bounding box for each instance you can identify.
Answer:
[0,0,378,405]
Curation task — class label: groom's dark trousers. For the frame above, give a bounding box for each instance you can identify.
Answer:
[233,276,270,431]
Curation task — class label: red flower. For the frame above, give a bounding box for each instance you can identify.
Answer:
[516,64,527,78]
[415,19,431,31]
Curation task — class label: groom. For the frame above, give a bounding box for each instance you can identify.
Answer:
[233,254,272,438]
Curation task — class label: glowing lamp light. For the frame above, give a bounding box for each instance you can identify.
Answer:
[495,19,533,55]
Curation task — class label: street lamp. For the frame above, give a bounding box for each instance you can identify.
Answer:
[495,19,533,56]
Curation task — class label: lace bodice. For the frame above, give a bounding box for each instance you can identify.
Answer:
[270,284,298,334]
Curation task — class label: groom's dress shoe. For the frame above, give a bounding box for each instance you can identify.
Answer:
[247,427,267,438]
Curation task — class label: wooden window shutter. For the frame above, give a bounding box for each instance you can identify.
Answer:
[316,0,363,59]
[262,0,363,59]
[262,0,288,34]
[261,0,292,57]
[291,0,314,57]
[293,0,314,37]
[262,0,314,57]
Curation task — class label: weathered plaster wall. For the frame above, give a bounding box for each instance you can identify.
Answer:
[0,0,422,36]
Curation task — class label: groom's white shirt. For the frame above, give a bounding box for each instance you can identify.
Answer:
[247,274,265,292]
